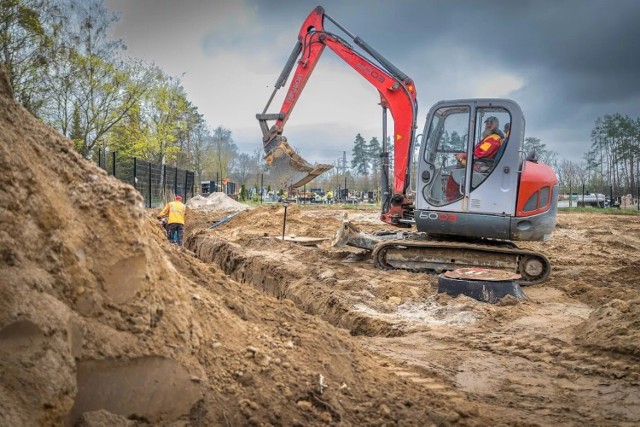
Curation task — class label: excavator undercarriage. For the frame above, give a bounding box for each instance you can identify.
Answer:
[333,218,551,285]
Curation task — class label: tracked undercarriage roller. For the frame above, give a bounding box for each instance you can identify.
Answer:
[372,240,550,285]
[333,218,551,285]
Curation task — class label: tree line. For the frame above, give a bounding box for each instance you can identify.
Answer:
[1,0,258,186]
[344,131,563,194]
[586,114,639,196]
[6,1,636,199]
[549,114,639,198]
[344,126,640,201]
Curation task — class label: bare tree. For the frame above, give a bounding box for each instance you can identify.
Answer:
[558,159,581,207]
[189,120,209,185]
[232,153,253,187]
[206,126,237,180]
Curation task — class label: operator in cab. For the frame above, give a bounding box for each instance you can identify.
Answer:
[455,116,505,168]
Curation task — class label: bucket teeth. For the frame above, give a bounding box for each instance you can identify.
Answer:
[332,215,380,250]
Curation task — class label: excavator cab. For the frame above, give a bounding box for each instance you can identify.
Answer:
[415,99,558,242]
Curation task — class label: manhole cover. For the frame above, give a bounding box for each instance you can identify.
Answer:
[444,268,521,282]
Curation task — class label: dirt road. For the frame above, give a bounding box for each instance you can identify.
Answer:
[187,205,640,425]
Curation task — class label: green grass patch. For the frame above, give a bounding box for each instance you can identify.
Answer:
[558,207,640,215]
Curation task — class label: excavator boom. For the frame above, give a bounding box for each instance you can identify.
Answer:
[257,6,417,221]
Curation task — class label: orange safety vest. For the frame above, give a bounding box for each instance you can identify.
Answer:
[160,201,186,225]
[473,133,504,159]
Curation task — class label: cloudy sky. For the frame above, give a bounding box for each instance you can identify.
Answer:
[105,0,640,166]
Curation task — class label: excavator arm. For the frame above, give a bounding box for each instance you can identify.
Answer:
[257,6,418,225]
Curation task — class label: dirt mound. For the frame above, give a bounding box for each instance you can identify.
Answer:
[187,192,250,212]
[0,65,490,426]
[0,64,203,424]
[576,299,640,356]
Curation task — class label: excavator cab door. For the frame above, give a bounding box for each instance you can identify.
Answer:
[414,99,524,239]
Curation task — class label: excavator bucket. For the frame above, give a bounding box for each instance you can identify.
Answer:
[332,214,415,253]
[332,215,386,250]
[264,135,333,188]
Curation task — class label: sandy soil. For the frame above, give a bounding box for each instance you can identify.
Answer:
[0,64,493,426]
[186,205,640,426]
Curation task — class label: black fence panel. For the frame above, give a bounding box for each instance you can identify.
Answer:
[176,168,187,200]
[104,150,114,175]
[94,151,195,209]
[186,171,195,200]
[115,157,134,186]
[150,163,163,208]
[135,159,151,207]
[164,166,177,200]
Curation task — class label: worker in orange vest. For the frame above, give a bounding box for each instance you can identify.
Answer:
[445,117,506,201]
[455,116,505,167]
[158,195,186,245]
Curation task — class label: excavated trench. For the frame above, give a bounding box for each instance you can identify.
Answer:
[186,232,407,337]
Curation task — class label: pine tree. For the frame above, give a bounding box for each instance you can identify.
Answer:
[368,137,381,194]
[69,102,84,153]
[368,137,381,165]
[351,133,369,176]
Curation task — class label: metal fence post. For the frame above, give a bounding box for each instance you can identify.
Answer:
[133,157,137,190]
[148,163,152,208]
[174,167,178,198]
[610,185,613,208]
[112,151,116,176]
[184,169,188,200]
[162,165,167,201]
[260,173,264,204]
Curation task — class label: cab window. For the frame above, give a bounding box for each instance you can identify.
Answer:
[422,106,470,206]
[470,108,511,189]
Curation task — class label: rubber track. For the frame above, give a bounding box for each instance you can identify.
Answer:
[372,239,551,285]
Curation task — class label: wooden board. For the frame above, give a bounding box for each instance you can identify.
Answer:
[270,236,329,245]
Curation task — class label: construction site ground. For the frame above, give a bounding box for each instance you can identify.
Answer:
[186,204,640,426]
[2,60,639,426]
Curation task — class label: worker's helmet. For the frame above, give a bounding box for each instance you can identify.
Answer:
[484,116,499,127]
[175,195,183,201]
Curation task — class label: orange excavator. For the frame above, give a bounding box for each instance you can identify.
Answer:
[257,6,558,284]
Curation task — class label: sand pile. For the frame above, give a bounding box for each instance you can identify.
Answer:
[187,192,250,212]
[576,299,640,356]
[0,65,480,426]
[0,63,204,425]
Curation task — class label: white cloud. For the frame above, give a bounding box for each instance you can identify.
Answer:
[474,74,524,98]
[105,0,636,168]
